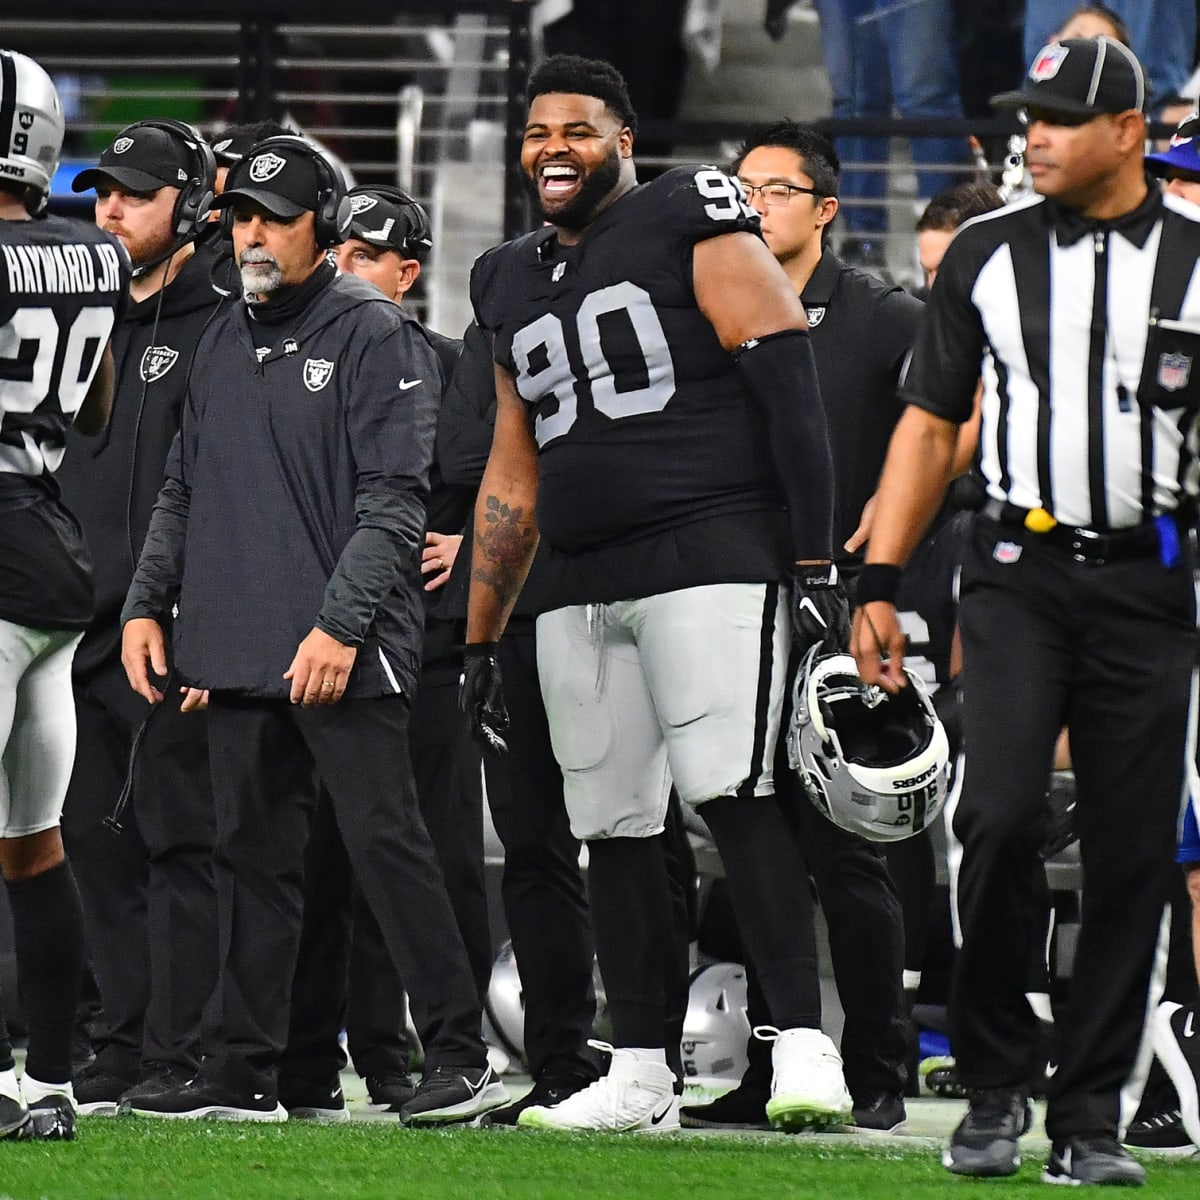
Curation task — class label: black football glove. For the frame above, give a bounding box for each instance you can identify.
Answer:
[459,642,509,756]
[792,562,851,652]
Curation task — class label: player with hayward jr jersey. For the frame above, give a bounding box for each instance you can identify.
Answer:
[463,54,851,1133]
[0,49,127,1143]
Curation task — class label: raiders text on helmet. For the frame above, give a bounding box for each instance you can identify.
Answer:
[0,50,64,214]
[787,648,951,842]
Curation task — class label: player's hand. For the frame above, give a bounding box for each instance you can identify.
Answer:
[844,493,877,554]
[459,643,509,755]
[122,618,167,704]
[791,562,851,652]
[180,687,209,713]
[284,627,357,706]
[422,530,461,592]
[851,601,907,694]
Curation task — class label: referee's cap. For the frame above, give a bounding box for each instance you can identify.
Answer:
[1146,113,1200,178]
[992,36,1145,118]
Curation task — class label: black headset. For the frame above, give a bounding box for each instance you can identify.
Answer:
[348,183,433,263]
[224,134,353,249]
[118,118,216,240]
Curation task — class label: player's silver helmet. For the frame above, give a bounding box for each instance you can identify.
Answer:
[681,962,751,1086]
[788,647,950,843]
[0,50,63,214]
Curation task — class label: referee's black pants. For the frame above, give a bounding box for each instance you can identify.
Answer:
[952,517,1196,1140]
[484,622,598,1083]
[203,693,487,1096]
[62,658,216,1077]
[281,674,491,1088]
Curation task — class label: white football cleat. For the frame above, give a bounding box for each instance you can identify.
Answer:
[518,1046,679,1133]
[758,1026,852,1131]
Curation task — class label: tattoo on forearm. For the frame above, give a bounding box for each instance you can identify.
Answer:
[473,495,537,610]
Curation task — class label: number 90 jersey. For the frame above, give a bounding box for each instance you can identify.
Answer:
[471,166,787,568]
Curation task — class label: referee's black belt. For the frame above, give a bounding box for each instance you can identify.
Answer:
[979,498,1187,565]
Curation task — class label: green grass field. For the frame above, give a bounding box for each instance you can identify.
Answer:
[4,1120,1200,1200]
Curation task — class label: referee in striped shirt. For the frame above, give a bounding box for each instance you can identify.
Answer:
[852,36,1200,1186]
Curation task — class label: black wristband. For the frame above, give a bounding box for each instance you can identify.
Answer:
[855,563,902,605]
[463,641,499,658]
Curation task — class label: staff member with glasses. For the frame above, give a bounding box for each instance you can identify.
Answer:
[854,36,1200,1186]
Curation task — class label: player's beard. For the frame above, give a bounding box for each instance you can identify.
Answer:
[105,222,175,271]
[239,248,284,297]
[527,145,622,232]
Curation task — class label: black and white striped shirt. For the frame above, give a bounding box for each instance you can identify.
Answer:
[903,185,1200,530]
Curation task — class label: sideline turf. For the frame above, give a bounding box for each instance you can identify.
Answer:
[3,1123,1200,1200]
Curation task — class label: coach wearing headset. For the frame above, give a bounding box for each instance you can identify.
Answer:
[119,137,503,1124]
[56,119,227,1116]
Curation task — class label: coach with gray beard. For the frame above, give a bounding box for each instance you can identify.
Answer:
[118,136,503,1125]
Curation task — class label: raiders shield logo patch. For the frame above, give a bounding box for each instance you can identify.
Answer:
[1158,351,1192,392]
[350,194,378,215]
[805,306,826,328]
[212,138,233,154]
[140,344,179,382]
[249,152,286,183]
[1029,43,1068,81]
[113,137,134,154]
[303,358,335,392]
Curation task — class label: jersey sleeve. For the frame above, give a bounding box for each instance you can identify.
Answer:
[653,164,762,246]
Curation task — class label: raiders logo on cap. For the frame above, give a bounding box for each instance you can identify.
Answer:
[303,358,335,392]
[212,138,233,154]
[350,194,378,215]
[249,152,287,183]
[113,137,134,154]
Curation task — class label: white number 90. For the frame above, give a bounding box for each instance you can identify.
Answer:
[694,169,756,222]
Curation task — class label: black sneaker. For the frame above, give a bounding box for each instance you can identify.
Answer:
[1123,1108,1195,1156]
[1153,1001,1200,1149]
[120,1074,286,1122]
[73,1060,139,1117]
[399,1065,507,1126]
[365,1072,417,1113]
[479,1074,596,1127]
[852,1092,907,1134]
[0,1094,30,1139]
[27,1095,76,1141]
[118,1063,194,1110]
[942,1087,1033,1177]
[679,1081,771,1130]
[279,1076,348,1123]
[1043,1134,1147,1185]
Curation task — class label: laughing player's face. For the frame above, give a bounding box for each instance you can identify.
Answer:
[521,92,632,233]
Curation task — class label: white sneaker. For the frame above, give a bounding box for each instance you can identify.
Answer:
[758,1026,852,1130]
[518,1046,679,1133]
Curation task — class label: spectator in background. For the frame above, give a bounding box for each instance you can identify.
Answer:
[1023,3,1196,109]
[810,0,968,272]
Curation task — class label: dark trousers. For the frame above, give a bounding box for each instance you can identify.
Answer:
[282,676,490,1087]
[484,622,597,1082]
[952,517,1196,1140]
[204,694,485,1095]
[61,660,215,1075]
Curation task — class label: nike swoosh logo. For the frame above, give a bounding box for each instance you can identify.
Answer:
[253,1093,266,1100]
[1185,1011,1195,1038]
[649,1103,673,1126]
[797,597,826,626]
[1045,1063,1058,1078]
[398,378,422,390]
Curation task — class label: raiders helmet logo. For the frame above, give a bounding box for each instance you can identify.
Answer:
[249,152,287,183]
[17,112,33,130]
[303,358,335,392]
[1029,43,1068,81]
[140,345,179,383]
[805,306,826,328]
[350,194,378,215]
[113,137,134,154]
[212,138,233,154]
[1158,351,1192,392]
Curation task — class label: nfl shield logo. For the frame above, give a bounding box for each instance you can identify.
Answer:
[1030,43,1069,81]
[139,344,179,383]
[303,358,335,392]
[993,541,1022,564]
[805,306,826,328]
[249,152,286,183]
[1158,351,1192,392]
[18,111,33,130]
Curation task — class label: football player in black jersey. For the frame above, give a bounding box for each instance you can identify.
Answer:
[0,50,128,1142]
[463,54,850,1133]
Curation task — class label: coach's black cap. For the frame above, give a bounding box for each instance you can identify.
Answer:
[992,36,1146,117]
[72,125,196,194]
[210,141,324,219]
[346,186,433,263]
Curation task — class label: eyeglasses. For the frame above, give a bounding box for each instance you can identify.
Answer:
[738,182,825,206]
